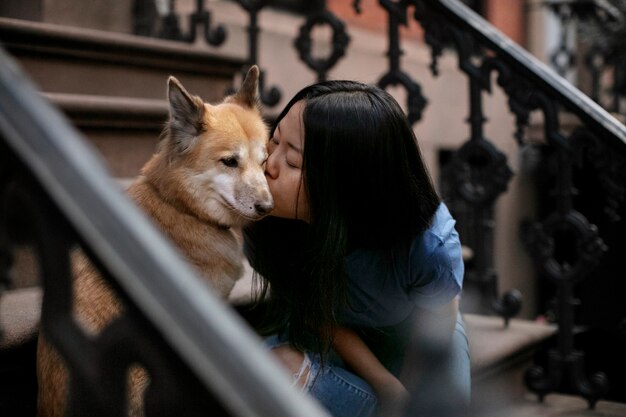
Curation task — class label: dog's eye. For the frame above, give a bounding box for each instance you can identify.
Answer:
[220,157,239,168]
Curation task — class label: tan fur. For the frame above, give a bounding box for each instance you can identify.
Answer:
[36,66,271,417]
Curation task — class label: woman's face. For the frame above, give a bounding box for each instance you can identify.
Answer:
[265,100,310,222]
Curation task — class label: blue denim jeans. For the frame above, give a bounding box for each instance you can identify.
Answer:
[264,313,470,417]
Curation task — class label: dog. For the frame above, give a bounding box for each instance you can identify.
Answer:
[36,65,272,416]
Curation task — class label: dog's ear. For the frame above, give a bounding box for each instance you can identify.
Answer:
[227,65,260,109]
[166,76,206,154]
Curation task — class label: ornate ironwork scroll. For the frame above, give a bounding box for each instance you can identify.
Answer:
[230,0,281,106]
[371,0,428,123]
[294,1,350,82]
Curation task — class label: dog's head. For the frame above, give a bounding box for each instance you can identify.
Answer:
[146,66,273,227]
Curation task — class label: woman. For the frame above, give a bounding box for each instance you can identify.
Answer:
[244,81,470,417]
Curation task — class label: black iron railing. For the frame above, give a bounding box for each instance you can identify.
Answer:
[0,47,329,417]
[132,0,626,407]
[418,1,625,407]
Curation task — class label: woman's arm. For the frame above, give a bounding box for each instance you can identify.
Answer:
[332,326,409,409]
[400,296,460,390]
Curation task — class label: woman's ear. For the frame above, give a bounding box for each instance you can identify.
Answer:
[166,76,207,154]
[226,65,260,109]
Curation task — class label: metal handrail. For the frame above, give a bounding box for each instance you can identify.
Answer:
[427,0,626,149]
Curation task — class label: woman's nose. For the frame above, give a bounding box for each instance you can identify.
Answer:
[265,151,278,179]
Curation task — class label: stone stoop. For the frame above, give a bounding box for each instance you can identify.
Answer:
[0,16,245,178]
[44,92,169,178]
[0,284,559,415]
[491,392,626,417]
[465,313,556,412]
[0,17,242,100]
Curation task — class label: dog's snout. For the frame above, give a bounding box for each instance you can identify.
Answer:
[254,202,273,215]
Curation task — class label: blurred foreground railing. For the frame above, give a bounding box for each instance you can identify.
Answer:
[0,46,329,417]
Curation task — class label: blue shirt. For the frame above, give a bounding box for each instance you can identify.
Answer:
[243,202,464,372]
[339,202,464,371]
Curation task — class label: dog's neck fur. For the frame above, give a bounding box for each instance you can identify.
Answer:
[139,174,231,230]
[127,175,238,238]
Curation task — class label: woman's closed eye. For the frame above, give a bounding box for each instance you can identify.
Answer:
[286,158,300,168]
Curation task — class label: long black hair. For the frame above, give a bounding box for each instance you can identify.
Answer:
[245,80,440,355]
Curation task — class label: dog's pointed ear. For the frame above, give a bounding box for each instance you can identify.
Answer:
[166,76,207,154]
[227,65,260,109]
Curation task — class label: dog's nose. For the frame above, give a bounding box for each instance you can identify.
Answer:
[254,202,273,215]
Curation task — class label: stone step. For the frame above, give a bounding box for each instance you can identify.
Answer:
[0,17,244,101]
[0,16,244,179]
[484,392,626,417]
[466,313,556,409]
[0,287,41,351]
[43,92,168,177]
[0,285,555,385]
[0,285,614,415]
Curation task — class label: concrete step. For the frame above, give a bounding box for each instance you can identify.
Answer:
[0,17,244,101]
[0,16,245,179]
[0,286,556,400]
[466,313,556,409]
[484,392,626,417]
[0,287,41,351]
[43,92,168,177]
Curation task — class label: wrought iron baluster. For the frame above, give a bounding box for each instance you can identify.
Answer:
[523,129,610,408]
[543,0,626,114]
[410,1,621,406]
[549,3,576,77]
[133,0,159,37]
[413,3,521,325]
[159,0,226,46]
[411,1,447,76]
[187,0,227,45]
[230,0,281,107]
[159,0,184,40]
[612,65,626,114]
[584,46,605,103]
[584,132,626,223]
[374,0,428,124]
[450,65,520,324]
